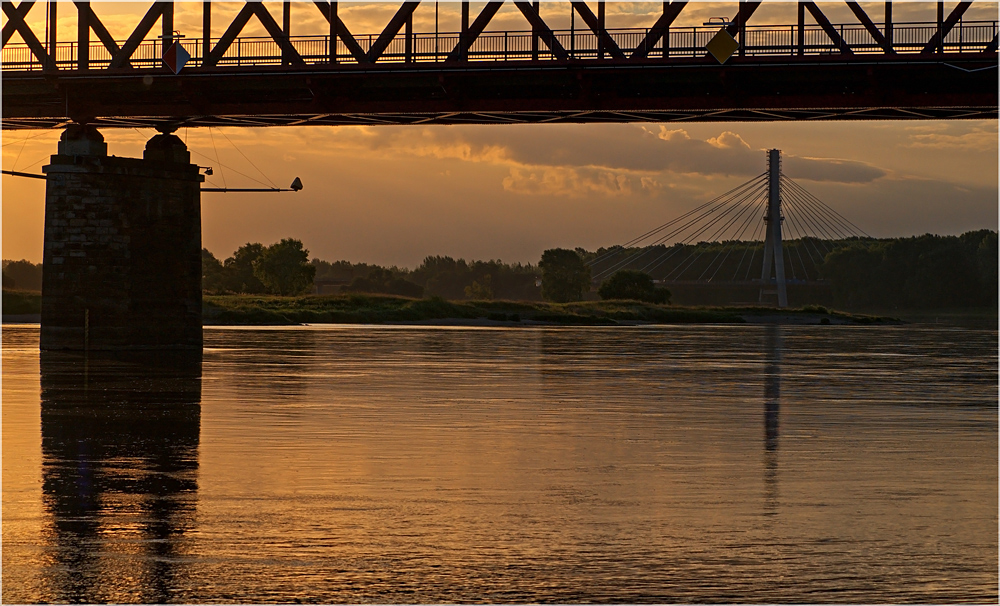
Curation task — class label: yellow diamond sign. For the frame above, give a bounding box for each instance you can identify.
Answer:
[706,28,739,64]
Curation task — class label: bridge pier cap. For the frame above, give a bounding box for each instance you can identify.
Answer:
[54,124,192,163]
[144,132,191,164]
[57,124,107,157]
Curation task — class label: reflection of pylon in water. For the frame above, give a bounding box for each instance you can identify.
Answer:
[759,149,787,307]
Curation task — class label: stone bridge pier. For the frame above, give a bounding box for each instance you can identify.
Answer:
[40,125,204,351]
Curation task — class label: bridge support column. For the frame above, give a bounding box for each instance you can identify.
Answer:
[40,125,204,351]
[759,148,788,308]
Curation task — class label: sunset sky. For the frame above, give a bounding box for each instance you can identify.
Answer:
[2,2,997,267]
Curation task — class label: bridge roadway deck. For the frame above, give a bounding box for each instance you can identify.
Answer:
[3,19,997,129]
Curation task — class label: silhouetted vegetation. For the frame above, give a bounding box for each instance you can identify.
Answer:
[201,249,227,293]
[579,230,997,310]
[583,237,843,285]
[254,239,316,296]
[598,270,671,304]
[2,288,41,314]
[311,258,398,283]
[343,266,424,298]
[821,230,997,309]
[2,259,42,291]
[409,256,540,301]
[310,255,540,301]
[202,239,314,296]
[10,229,990,313]
[540,248,590,303]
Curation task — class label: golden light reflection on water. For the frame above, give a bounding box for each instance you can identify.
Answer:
[3,324,997,602]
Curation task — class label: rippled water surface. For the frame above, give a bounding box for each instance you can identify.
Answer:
[3,323,997,603]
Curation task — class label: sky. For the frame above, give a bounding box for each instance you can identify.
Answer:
[2,2,998,267]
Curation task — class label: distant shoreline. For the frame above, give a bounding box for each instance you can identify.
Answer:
[1,313,888,327]
[202,294,904,326]
[2,291,906,327]
[8,289,996,328]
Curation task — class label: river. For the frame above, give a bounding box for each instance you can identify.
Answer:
[2,323,997,602]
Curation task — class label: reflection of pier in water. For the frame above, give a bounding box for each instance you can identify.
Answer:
[40,351,201,604]
[763,325,781,513]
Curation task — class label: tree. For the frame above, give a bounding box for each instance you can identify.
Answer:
[202,248,226,294]
[2,259,42,291]
[539,248,590,303]
[252,238,316,296]
[598,270,670,304]
[223,242,267,294]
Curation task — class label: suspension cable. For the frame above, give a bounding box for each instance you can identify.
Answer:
[693,188,769,281]
[782,174,870,237]
[588,172,767,266]
[589,174,767,279]
[734,214,766,282]
[708,194,768,282]
[642,180,769,278]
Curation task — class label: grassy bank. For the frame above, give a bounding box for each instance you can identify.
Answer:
[203,294,895,326]
[0,289,899,325]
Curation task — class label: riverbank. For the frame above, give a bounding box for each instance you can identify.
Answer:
[2,289,904,326]
[200,294,898,326]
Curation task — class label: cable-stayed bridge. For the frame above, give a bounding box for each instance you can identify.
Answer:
[589,149,868,307]
[2,1,997,130]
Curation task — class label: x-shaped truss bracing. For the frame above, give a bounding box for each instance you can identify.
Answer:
[2,1,993,71]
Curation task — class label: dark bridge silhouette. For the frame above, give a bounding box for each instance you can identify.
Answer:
[2,1,997,130]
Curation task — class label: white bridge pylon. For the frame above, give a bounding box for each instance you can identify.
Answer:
[760,148,787,307]
[588,148,870,308]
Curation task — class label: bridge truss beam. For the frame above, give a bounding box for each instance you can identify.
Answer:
[2,1,996,130]
[4,1,991,69]
[3,54,994,131]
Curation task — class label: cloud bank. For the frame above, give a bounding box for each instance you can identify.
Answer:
[257,124,888,198]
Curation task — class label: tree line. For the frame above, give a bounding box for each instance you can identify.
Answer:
[821,230,997,309]
[312,255,541,300]
[583,237,849,285]
[573,230,997,309]
[5,230,996,310]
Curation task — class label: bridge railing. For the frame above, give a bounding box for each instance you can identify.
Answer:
[2,20,996,71]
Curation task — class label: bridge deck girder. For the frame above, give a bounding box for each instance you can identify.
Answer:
[3,53,997,130]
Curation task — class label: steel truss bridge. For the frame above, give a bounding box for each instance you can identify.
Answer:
[2,1,997,131]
